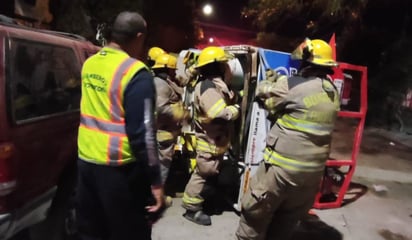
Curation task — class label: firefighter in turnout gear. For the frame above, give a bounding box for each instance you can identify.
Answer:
[182,46,240,226]
[152,53,188,184]
[236,39,340,240]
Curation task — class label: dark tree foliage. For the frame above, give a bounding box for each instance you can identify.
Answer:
[244,0,412,126]
[244,0,373,51]
[0,0,15,17]
[143,0,197,52]
[49,0,197,52]
[49,0,94,39]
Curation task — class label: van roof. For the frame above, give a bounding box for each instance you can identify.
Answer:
[0,14,87,42]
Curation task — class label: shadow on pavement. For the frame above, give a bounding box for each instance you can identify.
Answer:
[360,132,412,160]
[291,215,343,240]
[164,151,191,197]
[341,182,368,206]
[318,168,368,207]
[378,229,410,240]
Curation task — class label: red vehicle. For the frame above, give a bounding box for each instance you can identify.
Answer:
[0,17,98,239]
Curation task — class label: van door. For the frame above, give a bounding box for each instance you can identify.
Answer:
[5,37,81,209]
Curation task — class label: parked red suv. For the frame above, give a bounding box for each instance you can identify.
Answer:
[0,16,98,239]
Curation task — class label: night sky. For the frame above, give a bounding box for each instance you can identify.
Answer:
[198,0,249,28]
[195,0,256,48]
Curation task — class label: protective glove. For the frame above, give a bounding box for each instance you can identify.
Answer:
[291,38,313,61]
[265,69,278,82]
[228,104,240,120]
[255,97,266,108]
[183,51,199,69]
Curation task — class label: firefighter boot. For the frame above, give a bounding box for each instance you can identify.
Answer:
[183,210,211,226]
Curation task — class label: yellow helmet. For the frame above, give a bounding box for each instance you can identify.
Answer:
[310,39,337,67]
[148,47,165,61]
[152,53,177,69]
[195,46,233,68]
[292,39,337,67]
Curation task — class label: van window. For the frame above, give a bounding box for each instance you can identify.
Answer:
[8,38,81,122]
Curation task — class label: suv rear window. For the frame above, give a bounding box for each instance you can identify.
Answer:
[7,38,81,122]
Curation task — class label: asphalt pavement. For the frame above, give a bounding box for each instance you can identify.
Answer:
[12,121,412,240]
[152,123,412,240]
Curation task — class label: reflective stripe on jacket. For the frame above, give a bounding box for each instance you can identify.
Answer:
[157,130,174,142]
[195,138,229,156]
[78,47,147,166]
[263,147,324,172]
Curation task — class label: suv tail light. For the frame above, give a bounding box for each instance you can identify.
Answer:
[0,143,13,159]
[0,143,17,196]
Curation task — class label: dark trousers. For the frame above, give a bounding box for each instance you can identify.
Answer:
[76,159,152,240]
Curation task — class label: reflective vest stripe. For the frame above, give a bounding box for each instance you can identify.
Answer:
[107,136,123,166]
[80,115,126,135]
[277,114,333,135]
[263,148,324,172]
[196,138,228,155]
[107,58,138,165]
[207,98,226,118]
[79,123,126,138]
[109,58,138,122]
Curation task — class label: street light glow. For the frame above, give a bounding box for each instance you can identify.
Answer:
[203,4,213,16]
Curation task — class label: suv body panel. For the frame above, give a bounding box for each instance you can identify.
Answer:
[0,22,98,239]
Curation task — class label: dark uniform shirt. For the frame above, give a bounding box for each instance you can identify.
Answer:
[124,69,161,186]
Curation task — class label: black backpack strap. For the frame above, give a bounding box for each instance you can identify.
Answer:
[200,79,215,95]
[287,76,307,90]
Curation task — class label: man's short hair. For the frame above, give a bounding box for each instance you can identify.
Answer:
[110,11,147,45]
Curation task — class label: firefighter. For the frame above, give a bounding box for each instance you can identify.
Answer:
[182,46,240,226]
[147,46,165,67]
[76,12,164,240]
[236,39,340,240]
[152,53,188,185]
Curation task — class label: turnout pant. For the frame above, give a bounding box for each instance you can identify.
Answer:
[182,151,223,211]
[76,159,152,240]
[236,162,322,240]
[158,139,176,184]
[157,129,180,184]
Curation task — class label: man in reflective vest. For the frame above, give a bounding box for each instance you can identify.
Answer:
[76,11,164,240]
[236,39,340,240]
[182,46,240,226]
